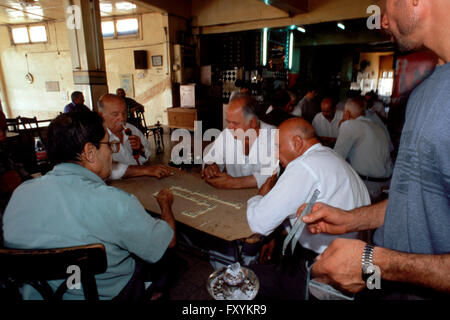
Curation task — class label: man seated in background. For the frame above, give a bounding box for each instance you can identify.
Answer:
[202,95,279,189]
[116,88,145,130]
[2,111,176,300]
[98,94,171,180]
[290,84,320,123]
[312,97,343,147]
[262,90,295,127]
[63,91,90,113]
[334,97,393,203]
[364,91,387,122]
[228,79,250,103]
[247,118,370,299]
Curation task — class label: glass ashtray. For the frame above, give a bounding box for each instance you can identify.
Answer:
[206,266,260,300]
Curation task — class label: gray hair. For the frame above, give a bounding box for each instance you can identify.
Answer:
[345,97,366,117]
[239,95,260,124]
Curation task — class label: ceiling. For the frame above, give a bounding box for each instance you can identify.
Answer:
[0,0,154,25]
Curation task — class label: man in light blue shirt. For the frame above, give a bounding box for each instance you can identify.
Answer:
[2,111,175,300]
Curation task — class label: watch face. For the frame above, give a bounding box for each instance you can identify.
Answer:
[363,265,376,275]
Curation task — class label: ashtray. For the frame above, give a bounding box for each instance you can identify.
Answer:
[206,263,259,300]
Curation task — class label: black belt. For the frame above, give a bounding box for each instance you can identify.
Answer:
[359,174,391,183]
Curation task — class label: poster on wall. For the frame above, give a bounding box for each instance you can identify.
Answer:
[120,74,134,98]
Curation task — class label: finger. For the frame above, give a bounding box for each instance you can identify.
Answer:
[302,203,327,224]
[296,203,307,217]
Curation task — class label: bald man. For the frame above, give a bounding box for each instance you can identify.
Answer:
[334,97,392,203]
[311,97,343,146]
[247,118,370,300]
[202,96,278,189]
[98,94,171,180]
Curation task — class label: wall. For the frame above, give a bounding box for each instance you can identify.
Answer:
[192,0,381,34]
[0,12,175,125]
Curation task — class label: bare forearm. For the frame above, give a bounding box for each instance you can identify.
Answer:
[122,165,149,178]
[348,199,387,232]
[228,175,258,189]
[160,204,176,248]
[374,247,450,293]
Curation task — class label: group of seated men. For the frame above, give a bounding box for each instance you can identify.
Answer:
[0,88,446,300]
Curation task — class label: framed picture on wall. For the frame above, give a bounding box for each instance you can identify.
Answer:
[119,74,134,98]
[151,55,163,67]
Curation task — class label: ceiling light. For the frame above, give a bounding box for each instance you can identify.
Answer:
[337,23,345,30]
[297,26,306,33]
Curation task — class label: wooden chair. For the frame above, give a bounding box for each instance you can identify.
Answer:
[0,243,107,300]
[134,110,164,154]
[5,118,20,133]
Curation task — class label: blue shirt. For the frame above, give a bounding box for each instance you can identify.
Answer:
[373,63,450,254]
[63,102,90,113]
[2,163,173,299]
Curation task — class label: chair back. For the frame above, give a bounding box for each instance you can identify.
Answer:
[5,118,20,133]
[133,109,150,138]
[0,243,107,300]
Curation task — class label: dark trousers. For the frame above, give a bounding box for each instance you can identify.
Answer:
[113,249,177,301]
[249,245,318,300]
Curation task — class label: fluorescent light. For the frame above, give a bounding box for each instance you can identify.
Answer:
[263,28,268,66]
[337,23,345,30]
[289,32,293,69]
[290,25,296,30]
[297,26,306,33]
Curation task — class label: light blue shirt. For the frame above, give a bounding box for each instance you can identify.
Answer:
[2,163,173,300]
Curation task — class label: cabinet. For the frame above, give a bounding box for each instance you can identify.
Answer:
[167,107,197,131]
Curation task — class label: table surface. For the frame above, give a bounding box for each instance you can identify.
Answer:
[109,170,257,242]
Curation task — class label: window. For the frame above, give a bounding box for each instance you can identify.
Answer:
[101,17,139,39]
[11,25,48,44]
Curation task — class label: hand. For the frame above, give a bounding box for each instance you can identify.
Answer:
[147,165,172,179]
[201,163,221,179]
[259,238,277,264]
[128,135,142,151]
[299,202,353,235]
[205,172,233,189]
[156,188,174,207]
[312,238,367,294]
[257,173,277,196]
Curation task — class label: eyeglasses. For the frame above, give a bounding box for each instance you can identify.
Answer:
[99,141,120,153]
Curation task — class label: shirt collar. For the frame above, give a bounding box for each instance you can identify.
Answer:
[48,163,105,184]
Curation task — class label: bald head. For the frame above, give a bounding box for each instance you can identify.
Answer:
[277,118,319,167]
[98,94,127,134]
[321,98,336,121]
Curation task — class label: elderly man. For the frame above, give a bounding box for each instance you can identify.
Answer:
[63,91,90,113]
[98,94,171,180]
[247,118,370,299]
[300,0,450,299]
[312,97,343,147]
[2,112,175,300]
[202,95,278,189]
[334,97,392,203]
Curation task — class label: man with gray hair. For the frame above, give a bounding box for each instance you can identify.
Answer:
[202,95,278,189]
[334,97,392,203]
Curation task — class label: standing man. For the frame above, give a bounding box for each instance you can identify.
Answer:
[334,97,392,203]
[3,112,175,300]
[301,0,450,299]
[290,84,320,123]
[202,96,278,189]
[63,91,90,113]
[312,97,343,147]
[98,94,171,180]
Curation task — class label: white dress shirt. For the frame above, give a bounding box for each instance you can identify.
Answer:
[365,110,394,152]
[108,123,152,180]
[203,121,279,188]
[334,116,393,178]
[247,143,370,254]
[312,110,343,138]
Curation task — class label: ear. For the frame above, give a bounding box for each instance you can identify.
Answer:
[292,135,303,152]
[82,142,97,164]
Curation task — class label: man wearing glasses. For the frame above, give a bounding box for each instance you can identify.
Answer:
[2,111,176,300]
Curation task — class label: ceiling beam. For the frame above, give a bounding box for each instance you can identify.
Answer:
[260,0,308,16]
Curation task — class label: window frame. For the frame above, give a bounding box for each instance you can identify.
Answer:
[9,23,49,45]
[101,15,142,41]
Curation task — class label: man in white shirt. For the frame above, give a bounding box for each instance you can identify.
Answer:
[312,97,343,147]
[98,94,171,180]
[202,96,278,189]
[247,117,370,299]
[334,97,393,202]
[290,85,319,123]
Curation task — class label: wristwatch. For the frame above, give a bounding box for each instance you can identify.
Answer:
[361,243,376,281]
